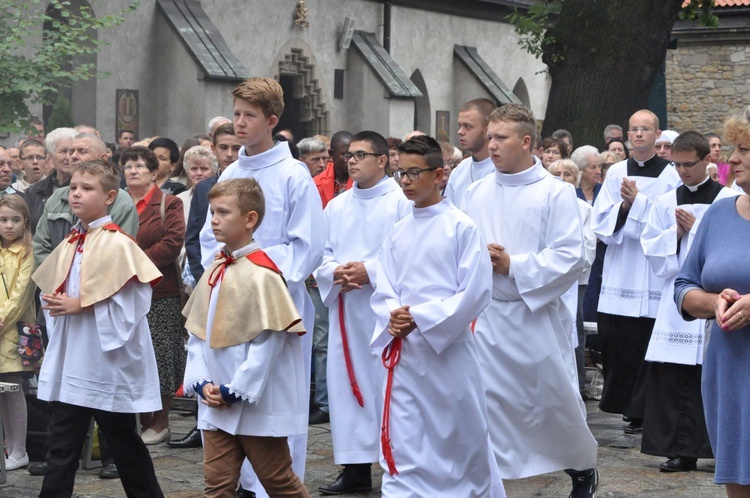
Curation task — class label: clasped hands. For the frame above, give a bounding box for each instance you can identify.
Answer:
[333,262,369,292]
[620,178,639,210]
[42,292,90,316]
[715,289,749,333]
[488,243,510,275]
[388,305,416,338]
[201,383,231,409]
[675,208,696,239]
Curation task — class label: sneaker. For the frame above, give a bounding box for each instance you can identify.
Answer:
[569,468,598,498]
[6,454,29,471]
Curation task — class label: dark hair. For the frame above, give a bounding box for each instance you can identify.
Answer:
[148,137,180,164]
[330,131,353,151]
[119,129,135,139]
[213,123,235,144]
[672,131,710,158]
[386,137,402,150]
[350,131,389,157]
[607,137,630,159]
[19,138,46,156]
[704,132,720,140]
[460,98,497,126]
[397,135,443,169]
[105,142,117,155]
[541,137,569,158]
[552,129,573,147]
[120,146,159,173]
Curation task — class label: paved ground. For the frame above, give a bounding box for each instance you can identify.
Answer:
[0,400,725,497]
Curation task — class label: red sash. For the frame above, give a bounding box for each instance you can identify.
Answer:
[338,295,364,407]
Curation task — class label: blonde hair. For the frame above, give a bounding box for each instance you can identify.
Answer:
[231,77,284,119]
[71,159,120,193]
[724,106,750,147]
[600,151,619,164]
[208,178,266,228]
[488,104,537,144]
[548,159,581,187]
[0,194,32,258]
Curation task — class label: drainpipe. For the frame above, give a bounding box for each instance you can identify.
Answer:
[383,1,391,53]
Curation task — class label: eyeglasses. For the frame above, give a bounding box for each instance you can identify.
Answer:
[343,151,384,162]
[443,160,457,169]
[628,127,653,133]
[22,155,46,162]
[673,158,702,169]
[123,162,150,171]
[393,166,441,182]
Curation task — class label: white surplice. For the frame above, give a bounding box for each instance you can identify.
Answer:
[641,184,738,365]
[370,199,505,498]
[462,161,598,478]
[185,241,307,436]
[443,155,494,208]
[39,217,162,413]
[593,159,681,317]
[199,141,323,494]
[314,177,410,464]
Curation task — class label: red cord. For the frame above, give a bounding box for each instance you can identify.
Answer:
[339,296,364,407]
[381,337,402,475]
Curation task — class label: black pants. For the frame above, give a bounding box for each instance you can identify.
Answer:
[39,401,163,498]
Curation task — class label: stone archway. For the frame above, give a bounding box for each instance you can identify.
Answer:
[276,48,329,138]
[512,77,531,108]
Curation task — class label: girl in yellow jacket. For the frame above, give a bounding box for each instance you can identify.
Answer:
[0,195,37,471]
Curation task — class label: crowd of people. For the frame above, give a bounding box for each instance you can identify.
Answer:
[0,76,748,498]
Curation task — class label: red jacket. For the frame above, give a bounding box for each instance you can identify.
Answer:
[314,162,353,208]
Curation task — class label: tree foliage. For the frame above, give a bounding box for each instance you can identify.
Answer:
[508,0,719,147]
[0,0,137,134]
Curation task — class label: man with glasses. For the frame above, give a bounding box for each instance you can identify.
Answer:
[640,131,738,473]
[444,98,496,207]
[13,139,47,193]
[592,110,681,435]
[315,131,409,495]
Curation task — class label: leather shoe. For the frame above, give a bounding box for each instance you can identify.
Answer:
[309,409,330,425]
[319,464,372,495]
[168,427,202,449]
[28,461,48,476]
[623,421,643,435]
[99,463,120,479]
[660,457,697,473]
[237,485,256,498]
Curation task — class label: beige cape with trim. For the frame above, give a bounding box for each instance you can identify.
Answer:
[32,224,162,307]
[183,252,305,349]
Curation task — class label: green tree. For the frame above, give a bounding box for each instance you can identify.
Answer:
[511,0,717,148]
[0,0,137,134]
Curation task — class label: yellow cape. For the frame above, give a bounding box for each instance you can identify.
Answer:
[183,250,305,348]
[32,223,162,307]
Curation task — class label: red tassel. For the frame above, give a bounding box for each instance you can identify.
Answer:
[381,338,402,475]
[339,297,364,407]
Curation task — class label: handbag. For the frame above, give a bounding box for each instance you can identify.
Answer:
[17,323,44,367]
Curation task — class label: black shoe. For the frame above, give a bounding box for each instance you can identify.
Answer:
[659,457,697,473]
[167,427,202,449]
[309,408,330,425]
[568,468,599,498]
[319,464,372,495]
[99,463,119,479]
[28,461,48,476]
[623,421,643,435]
[237,485,256,498]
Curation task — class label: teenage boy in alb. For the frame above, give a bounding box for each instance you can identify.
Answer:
[444,98,498,207]
[314,131,410,495]
[370,135,504,497]
[640,131,738,472]
[463,104,599,498]
[199,77,323,498]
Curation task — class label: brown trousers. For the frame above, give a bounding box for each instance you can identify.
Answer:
[203,429,309,498]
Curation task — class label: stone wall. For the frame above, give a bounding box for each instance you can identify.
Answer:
[666,44,749,134]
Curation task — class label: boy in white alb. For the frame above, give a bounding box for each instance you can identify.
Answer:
[198,78,323,496]
[314,131,410,494]
[370,136,505,498]
[32,160,163,498]
[184,179,309,497]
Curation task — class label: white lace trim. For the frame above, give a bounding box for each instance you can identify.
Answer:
[183,377,213,397]
[226,384,261,405]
